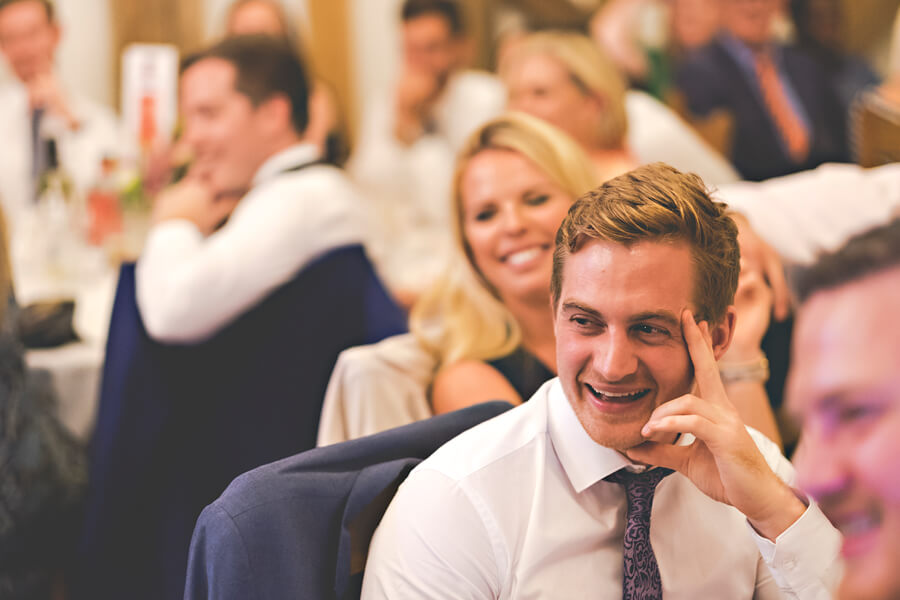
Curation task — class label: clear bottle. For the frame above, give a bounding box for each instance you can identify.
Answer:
[35,138,80,282]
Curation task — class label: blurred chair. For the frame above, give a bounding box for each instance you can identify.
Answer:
[853,91,900,168]
[317,333,436,446]
[184,400,513,600]
[75,244,407,600]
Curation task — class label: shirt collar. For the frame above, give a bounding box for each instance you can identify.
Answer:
[251,142,320,187]
[547,378,692,493]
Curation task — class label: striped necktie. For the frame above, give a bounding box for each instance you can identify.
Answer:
[605,467,674,600]
[754,52,810,163]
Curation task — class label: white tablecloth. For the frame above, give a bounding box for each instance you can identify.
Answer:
[13,218,119,441]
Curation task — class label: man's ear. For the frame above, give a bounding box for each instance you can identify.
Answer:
[258,93,295,134]
[710,306,737,361]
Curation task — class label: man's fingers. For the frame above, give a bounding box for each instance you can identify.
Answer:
[682,310,726,401]
[645,394,722,426]
[642,413,718,441]
[624,441,692,472]
[764,251,791,321]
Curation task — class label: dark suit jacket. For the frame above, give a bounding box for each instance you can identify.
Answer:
[184,401,514,600]
[75,246,407,600]
[676,37,849,181]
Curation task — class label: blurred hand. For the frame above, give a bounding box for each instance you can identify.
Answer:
[151,177,241,236]
[722,268,772,363]
[27,71,79,130]
[394,66,440,144]
[733,213,790,321]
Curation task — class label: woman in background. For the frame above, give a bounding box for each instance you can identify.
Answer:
[411,111,782,446]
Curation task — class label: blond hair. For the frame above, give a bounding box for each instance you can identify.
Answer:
[500,30,629,150]
[410,112,597,367]
[551,163,740,324]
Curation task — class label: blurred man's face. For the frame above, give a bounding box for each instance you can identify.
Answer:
[789,267,900,600]
[721,0,780,47]
[0,0,58,83]
[180,58,271,195]
[402,13,458,85]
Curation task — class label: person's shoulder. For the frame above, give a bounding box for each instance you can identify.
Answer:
[678,39,731,74]
[418,381,554,482]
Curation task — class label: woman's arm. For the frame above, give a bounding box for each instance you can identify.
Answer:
[431,360,523,415]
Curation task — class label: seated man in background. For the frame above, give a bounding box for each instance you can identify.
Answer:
[788,218,900,600]
[350,0,505,305]
[363,163,840,598]
[676,0,848,181]
[0,0,120,226]
[77,35,404,600]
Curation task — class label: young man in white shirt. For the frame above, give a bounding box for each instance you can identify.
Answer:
[788,218,900,600]
[136,35,365,343]
[0,0,120,225]
[350,0,505,304]
[362,163,841,599]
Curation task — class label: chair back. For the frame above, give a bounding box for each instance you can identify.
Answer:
[76,245,407,600]
[185,400,514,600]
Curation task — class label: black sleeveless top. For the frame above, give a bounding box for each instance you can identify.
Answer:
[487,346,555,402]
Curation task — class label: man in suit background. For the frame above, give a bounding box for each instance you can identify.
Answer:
[676,0,848,181]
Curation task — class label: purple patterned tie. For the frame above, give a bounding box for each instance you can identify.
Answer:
[605,467,674,600]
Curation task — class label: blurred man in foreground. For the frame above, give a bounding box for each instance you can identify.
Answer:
[788,218,900,600]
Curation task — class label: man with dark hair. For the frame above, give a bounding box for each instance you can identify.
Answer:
[76,35,404,600]
[363,163,840,598]
[0,0,119,224]
[137,34,360,342]
[350,0,505,304]
[787,218,900,600]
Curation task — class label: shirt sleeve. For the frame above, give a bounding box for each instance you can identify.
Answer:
[361,468,502,599]
[136,174,362,343]
[745,429,843,599]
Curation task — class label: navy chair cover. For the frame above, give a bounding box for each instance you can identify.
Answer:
[184,401,513,600]
[75,245,407,600]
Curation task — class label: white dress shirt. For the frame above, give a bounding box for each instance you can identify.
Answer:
[626,90,741,186]
[0,81,122,231]
[717,162,900,265]
[136,143,366,343]
[362,379,841,600]
[349,70,506,295]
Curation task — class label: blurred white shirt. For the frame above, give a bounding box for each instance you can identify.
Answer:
[718,162,900,265]
[349,70,506,296]
[136,143,366,343]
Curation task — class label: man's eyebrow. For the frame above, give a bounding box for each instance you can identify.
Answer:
[629,311,681,328]
[560,301,602,317]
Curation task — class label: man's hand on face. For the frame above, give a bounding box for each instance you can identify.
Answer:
[626,310,806,541]
[393,66,440,145]
[151,177,242,236]
[27,71,79,131]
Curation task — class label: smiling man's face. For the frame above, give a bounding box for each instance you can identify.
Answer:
[554,238,700,450]
[789,267,900,600]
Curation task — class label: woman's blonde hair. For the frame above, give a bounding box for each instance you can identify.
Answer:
[409,112,597,368]
[500,30,629,150]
